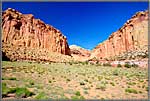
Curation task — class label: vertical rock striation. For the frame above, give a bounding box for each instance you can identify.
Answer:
[2,8,71,61]
[91,10,148,60]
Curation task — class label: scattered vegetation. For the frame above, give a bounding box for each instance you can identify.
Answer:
[2,82,34,98]
[2,61,148,99]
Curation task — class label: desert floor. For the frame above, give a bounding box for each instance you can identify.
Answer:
[2,61,148,100]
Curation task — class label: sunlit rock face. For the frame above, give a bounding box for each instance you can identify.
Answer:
[91,10,148,60]
[2,8,70,59]
[2,8,71,61]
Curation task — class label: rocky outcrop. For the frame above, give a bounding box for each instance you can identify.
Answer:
[70,45,91,61]
[91,10,148,60]
[2,8,71,62]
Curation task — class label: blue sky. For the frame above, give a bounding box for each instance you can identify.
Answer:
[2,2,148,50]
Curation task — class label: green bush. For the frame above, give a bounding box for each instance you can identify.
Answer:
[117,64,122,67]
[14,87,34,97]
[75,91,81,96]
[125,88,138,94]
[84,79,88,82]
[124,62,132,68]
[8,77,17,80]
[2,77,17,80]
[2,83,34,98]
[69,62,72,65]
[110,82,115,86]
[66,79,71,82]
[49,80,52,83]
[2,82,9,97]
[35,92,48,99]
[113,69,119,76]
[71,95,85,100]
[29,81,34,85]
[98,76,103,81]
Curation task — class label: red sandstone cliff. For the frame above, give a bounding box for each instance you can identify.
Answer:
[2,8,70,55]
[91,10,148,60]
[2,8,71,61]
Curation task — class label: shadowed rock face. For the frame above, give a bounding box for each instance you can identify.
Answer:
[2,8,71,61]
[91,10,148,60]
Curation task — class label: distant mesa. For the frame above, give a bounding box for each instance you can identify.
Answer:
[69,45,91,61]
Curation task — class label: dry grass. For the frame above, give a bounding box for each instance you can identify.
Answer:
[2,61,148,100]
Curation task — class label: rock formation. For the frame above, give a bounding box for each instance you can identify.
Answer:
[2,8,71,62]
[70,45,91,61]
[91,10,148,60]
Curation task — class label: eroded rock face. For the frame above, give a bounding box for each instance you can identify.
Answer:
[2,8,71,55]
[91,10,148,60]
[2,8,71,61]
[70,45,91,61]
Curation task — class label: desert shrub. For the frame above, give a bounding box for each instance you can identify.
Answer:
[14,87,34,97]
[75,91,81,96]
[84,90,88,94]
[80,61,88,65]
[98,76,103,81]
[9,77,17,80]
[96,63,101,66]
[66,79,71,82]
[69,62,72,65]
[110,82,115,86]
[139,91,142,93]
[29,80,34,85]
[113,69,119,76]
[71,95,85,100]
[2,82,9,97]
[127,82,136,85]
[71,91,84,100]
[2,83,34,98]
[117,64,122,67]
[84,79,88,82]
[103,63,111,67]
[125,88,138,94]
[2,77,17,80]
[146,87,148,91]
[35,92,48,99]
[132,64,139,68]
[124,62,132,68]
[96,83,106,91]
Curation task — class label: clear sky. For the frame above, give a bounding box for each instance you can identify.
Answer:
[2,2,148,50]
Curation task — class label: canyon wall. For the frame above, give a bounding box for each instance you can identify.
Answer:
[2,8,71,56]
[2,8,72,62]
[91,10,148,60]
